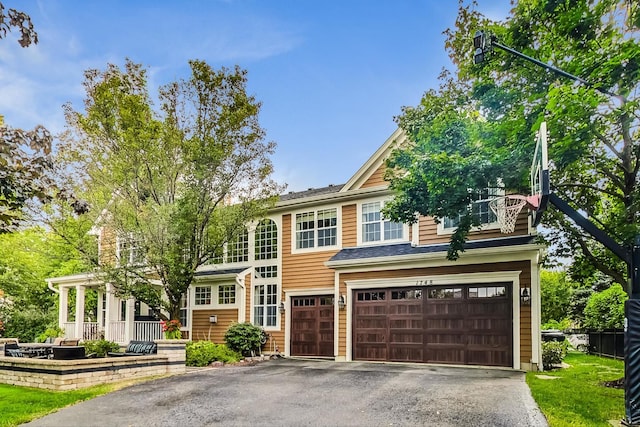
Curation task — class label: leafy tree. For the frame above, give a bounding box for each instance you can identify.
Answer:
[540,270,576,325]
[384,0,639,290]
[0,1,38,47]
[583,284,628,330]
[568,287,593,327]
[57,60,282,321]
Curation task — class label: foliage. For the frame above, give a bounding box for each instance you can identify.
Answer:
[161,319,182,339]
[224,322,263,356]
[0,306,55,342]
[384,0,640,281]
[185,341,241,367]
[568,287,593,327]
[583,284,627,330]
[0,1,38,47]
[541,318,571,332]
[82,339,121,357]
[527,352,624,426]
[542,340,568,370]
[540,270,576,325]
[35,327,64,343]
[56,59,283,320]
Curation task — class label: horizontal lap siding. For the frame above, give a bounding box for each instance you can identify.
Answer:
[342,204,357,247]
[360,164,386,188]
[192,309,238,344]
[339,260,532,365]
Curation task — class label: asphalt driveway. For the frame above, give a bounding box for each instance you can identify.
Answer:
[25,358,547,427]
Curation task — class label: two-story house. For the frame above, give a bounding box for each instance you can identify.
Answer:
[47,128,543,370]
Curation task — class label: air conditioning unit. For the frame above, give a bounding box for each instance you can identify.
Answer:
[209,315,218,324]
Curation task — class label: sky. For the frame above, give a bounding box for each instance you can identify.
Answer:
[0,0,512,193]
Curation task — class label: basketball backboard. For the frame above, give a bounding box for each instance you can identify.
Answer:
[530,121,550,226]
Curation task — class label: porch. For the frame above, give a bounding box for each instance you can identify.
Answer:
[61,320,164,343]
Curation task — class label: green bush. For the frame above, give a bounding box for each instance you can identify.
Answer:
[82,339,121,357]
[224,322,264,356]
[35,326,65,343]
[541,318,571,331]
[1,306,56,342]
[542,341,568,370]
[583,284,627,330]
[186,341,241,367]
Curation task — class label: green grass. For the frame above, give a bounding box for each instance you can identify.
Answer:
[526,351,624,426]
[0,377,162,427]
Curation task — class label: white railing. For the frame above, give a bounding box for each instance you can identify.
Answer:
[134,321,163,341]
[108,321,126,343]
[83,322,101,340]
[62,322,75,338]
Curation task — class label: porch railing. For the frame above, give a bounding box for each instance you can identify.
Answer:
[62,322,75,338]
[63,320,163,343]
[108,321,126,343]
[83,322,101,340]
[134,321,163,341]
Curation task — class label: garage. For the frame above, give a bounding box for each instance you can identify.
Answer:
[290,295,334,357]
[352,284,512,367]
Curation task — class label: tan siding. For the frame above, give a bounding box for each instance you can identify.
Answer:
[338,260,533,364]
[99,227,117,266]
[244,273,252,323]
[191,309,238,343]
[341,204,357,247]
[360,164,388,189]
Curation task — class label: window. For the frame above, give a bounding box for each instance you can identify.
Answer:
[254,284,277,327]
[469,286,506,298]
[194,286,212,305]
[442,187,500,229]
[428,288,463,299]
[117,235,144,266]
[255,265,278,279]
[255,219,278,260]
[356,291,386,301]
[227,229,248,263]
[361,201,404,243]
[295,208,337,249]
[218,285,236,304]
[179,293,189,328]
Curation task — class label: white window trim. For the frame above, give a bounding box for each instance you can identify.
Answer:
[291,205,341,254]
[115,233,144,267]
[356,198,409,246]
[436,188,504,235]
[250,282,280,331]
[190,282,239,310]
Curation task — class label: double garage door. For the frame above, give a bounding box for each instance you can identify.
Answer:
[353,284,513,367]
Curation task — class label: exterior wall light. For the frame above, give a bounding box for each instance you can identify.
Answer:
[279,301,285,314]
[520,288,531,306]
[209,315,217,324]
[338,295,346,310]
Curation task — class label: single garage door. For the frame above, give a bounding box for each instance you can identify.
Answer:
[353,284,512,367]
[291,295,334,357]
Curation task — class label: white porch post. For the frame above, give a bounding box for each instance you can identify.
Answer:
[124,298,135,343]
[75,285,85,339]
[104,283,113,341]
[58,286,69,331]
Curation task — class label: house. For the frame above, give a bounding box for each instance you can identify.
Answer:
[46,128,543,370]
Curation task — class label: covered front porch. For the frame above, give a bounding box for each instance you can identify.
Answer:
[46,274,165,344]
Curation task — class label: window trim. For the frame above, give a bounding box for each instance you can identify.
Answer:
[356,198,409,246]
[115,234,145,266]
[436,187,504,235]
[190,283,238,309]
[252,283,279,330]
[291,205,341,254]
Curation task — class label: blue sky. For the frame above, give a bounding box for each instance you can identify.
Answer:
[0,0,511,192]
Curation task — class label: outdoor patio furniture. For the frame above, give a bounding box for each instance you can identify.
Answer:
[107,340,157,357]
[6,348,25,357]
[60,338,80,346]
[4,342,20,357]
[52,346,86,360]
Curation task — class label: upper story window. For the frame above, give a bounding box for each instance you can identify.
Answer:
[116,234,145,266]
[255,219,278,260]
[441,187,500,231]
[227,228,248,263]
[361,201,404,243]
[295,208,337,250]
[194,286,212,305]
[218,284,236,304]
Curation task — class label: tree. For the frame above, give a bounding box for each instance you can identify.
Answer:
[57,59,282,321]
[384,0,639,290]
[540,270,576,325]
[583,284,628,330]
[0,1,38,47]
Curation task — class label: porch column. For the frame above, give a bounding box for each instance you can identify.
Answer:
[58,286,69,331]
[104,283,112,341]
[75,285,86,339]
[124,298,135,343]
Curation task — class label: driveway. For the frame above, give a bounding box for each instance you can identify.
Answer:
[25,358,547,427]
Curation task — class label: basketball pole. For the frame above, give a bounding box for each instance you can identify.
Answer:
[473,31,640,426]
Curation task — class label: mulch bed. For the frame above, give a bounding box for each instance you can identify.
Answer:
[602,377,624,389]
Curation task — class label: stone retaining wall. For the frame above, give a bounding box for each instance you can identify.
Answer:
[0,339,187,390]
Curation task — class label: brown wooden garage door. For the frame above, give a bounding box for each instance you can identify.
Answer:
[353,284,512,367]
[291,296,334,357]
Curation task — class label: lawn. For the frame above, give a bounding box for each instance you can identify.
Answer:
[0,377,159,427]
[526,352,624,426]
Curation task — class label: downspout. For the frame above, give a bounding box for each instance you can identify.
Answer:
[46,279,59,294]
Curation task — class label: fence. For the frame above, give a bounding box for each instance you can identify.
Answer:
[587,329,624,360]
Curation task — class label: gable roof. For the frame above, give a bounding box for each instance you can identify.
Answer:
[340,128,406,192]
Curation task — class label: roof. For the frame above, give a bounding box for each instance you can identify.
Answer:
[194,268,248,277]
[279,184,345,202]
[328,235,538,262]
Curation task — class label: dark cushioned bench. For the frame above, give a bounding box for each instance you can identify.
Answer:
[107,340,157,357]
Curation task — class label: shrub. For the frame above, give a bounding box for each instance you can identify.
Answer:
[541,318,571,331]
[542,340,568,370]
[583,284,627,330]
[35,326,65,343]
[186,341,241,367]
[82,339,121,357]
[224,322,264,356]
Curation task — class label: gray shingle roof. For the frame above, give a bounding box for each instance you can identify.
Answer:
[329,235,538,262]
[279,184,345,202]
[194,268,247,277]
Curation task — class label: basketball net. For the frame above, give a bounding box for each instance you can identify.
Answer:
[489,195,528,234]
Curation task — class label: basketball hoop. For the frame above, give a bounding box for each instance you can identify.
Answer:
[489,195,528,234]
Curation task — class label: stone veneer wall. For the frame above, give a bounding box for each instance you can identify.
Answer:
[0,339,187,390]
